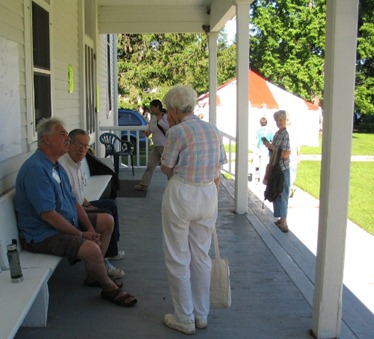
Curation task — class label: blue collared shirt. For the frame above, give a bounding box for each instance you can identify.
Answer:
[15,149,78,243]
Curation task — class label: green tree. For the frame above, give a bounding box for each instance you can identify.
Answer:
[217,43,237,85]
[356,0,374,115]
[250,0,326,104]
[250,0,374,115]
[117,31,237,109]
[117,33,209,108]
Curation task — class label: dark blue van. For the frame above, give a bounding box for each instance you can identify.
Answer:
[118,109,148,149]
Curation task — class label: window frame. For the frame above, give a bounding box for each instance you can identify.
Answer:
[25,0,53,143]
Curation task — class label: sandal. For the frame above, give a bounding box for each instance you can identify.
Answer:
[84,278,123,288]
[101,288,137,307]
[134,184,148,191]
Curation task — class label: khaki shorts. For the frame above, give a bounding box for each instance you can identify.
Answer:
[21,233,85,265]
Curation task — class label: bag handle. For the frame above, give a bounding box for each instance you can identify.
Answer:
[212,227,221,260]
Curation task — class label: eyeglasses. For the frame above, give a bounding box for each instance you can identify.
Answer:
[72,142,90,150]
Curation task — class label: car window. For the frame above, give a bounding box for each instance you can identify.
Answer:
[119,112,142,126]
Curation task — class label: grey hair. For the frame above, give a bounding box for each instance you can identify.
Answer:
[37,117,65,147]
[68,129,89,143]
[163,85,197,114]
[273,110,288,121]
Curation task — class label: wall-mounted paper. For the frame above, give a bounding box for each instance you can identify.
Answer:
[68,64,74,93]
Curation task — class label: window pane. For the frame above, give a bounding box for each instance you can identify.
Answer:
[32,2,50,69]
[85,45,96,133]
[34,73,51,128]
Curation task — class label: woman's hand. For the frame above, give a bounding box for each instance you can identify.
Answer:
[262,138,273,150]
[281,150,291,159]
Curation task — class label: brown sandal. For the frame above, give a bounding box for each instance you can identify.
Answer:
[101,288,137,307]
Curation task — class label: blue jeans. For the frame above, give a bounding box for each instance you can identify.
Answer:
[273,168,290,218]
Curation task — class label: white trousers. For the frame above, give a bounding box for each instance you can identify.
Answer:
[162,175,218,323]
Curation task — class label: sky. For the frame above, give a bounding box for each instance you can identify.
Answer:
[225,18,237,43]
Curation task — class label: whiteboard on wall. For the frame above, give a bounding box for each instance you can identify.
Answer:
[0,37,22,163]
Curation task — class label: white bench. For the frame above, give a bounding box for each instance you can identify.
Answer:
[0,190,62,339]
[0,158,113,339]
[81,157,113,202]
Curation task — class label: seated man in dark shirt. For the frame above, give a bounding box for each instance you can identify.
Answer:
[15,117,136,307]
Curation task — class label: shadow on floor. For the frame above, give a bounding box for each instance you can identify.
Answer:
[15,170,372,338]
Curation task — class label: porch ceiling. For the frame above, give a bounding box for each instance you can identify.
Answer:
[97,0,248,34]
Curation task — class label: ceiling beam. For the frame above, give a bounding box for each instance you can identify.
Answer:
[98,5,210,33]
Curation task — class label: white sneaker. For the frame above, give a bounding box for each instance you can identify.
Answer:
[107,250,125,260]
[163,314,195,335]
[104,259,125,279]
[195,318,208,329]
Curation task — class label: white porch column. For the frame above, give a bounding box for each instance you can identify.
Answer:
[113,34,119,128]
[208,32,218,126]
[312,1,359,338]
[234,2,249,214]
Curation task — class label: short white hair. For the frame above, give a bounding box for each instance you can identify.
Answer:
[163,85,197,114]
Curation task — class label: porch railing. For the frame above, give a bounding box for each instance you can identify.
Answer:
[98,125,249,179]
[220,130,237,177]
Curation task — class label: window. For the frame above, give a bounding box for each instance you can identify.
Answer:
[32,1,51,130]
[85,44,95,133]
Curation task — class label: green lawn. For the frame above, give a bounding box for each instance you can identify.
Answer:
[301,132,374,155]
[297,132,374,235]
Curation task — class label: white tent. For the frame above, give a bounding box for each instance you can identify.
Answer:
[197,70,322,147]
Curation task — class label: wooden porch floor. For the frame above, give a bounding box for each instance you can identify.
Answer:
[15,169,373,339]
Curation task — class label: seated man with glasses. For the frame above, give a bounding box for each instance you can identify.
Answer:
[59,129,125,274]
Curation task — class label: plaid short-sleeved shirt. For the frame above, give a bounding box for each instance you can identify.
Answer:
[161,114,227,183]
[272,128,291,170]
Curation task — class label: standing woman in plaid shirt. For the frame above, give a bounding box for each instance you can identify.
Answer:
[262,110,291,233]
[161,85,227,335]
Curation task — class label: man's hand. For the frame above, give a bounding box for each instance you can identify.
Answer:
[83,203,98,211]
[82,231,101,245]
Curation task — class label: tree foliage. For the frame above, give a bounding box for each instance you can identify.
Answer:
[117,31,237,109]
[250,0,374,115]
[117,33,209,108]
[117,1,374,115]
[250,0,326,105]
[356,0,374,115]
